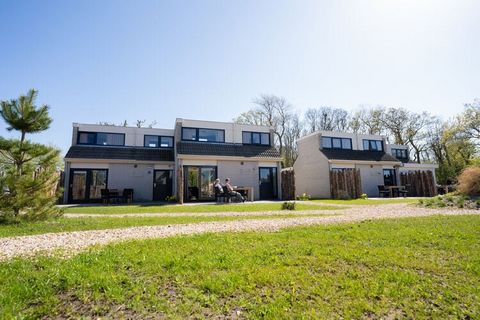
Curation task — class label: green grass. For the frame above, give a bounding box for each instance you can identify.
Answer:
[0,213,333,238]
[63,202,340,214]
[1,215,479,319]
[311,198,422,205]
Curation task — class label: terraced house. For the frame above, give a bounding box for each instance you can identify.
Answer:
[63,119,282,203]
[293,130,438,198]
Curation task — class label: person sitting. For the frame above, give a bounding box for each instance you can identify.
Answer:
[225,178,245,202]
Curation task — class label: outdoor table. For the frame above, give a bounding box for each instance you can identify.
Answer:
[235,187,254,202]
[386,186,401,197]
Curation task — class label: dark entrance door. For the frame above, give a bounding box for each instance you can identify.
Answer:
[69,169,108,203]
[153,170,173,201]
[259,167,278,200]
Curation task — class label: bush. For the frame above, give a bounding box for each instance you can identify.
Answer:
[418,193,478,210]
[457,166,480,196]
[281,201,296,210]
[296,193,311,201]
[165,195,177,203]
[359,193,368,200]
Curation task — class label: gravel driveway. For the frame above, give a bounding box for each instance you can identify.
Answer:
[1,204,478,261]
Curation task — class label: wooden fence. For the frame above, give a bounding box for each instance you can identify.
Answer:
[330,169,362,199]
[400,170,437,197]
[281,168,295,200]
[177,165,184,204]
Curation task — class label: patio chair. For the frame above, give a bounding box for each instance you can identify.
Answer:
[222,186,233,203]
[378,185,390,198]
[123,188,134,204]
[398,186,408,198]
[214,188,226,203]
[100,188,110,205]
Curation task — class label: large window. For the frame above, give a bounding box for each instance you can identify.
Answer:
[392,148,408,160]
[242,131,270,145]
[363,139,383,151]
[321,136,352,150]
[144,135,174,148]
[78,132,125,146]
[182,128,225,143]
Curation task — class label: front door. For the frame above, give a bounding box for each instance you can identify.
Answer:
[383,169,396,186]
[69,169,108,203]
[259,167,278,200]
[153,170,173,201]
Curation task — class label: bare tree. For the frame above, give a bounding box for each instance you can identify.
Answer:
[283,114,302,167]
[304,107,349,133]
[349,107,386,135]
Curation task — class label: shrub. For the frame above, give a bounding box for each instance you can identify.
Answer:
[296,193,311,201]
[457,166,480,196]
[281,201,296,210]
[418,194,478,210]
[359,193,368,200]
[165,195,177,203]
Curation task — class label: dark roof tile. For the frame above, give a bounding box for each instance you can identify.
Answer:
[177,141,281,158]
[320,149,400,162]
[65,146,174,162]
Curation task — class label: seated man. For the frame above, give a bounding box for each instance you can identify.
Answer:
[225,178,245,202]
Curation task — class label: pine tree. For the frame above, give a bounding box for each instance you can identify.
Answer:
[0,89,62,222]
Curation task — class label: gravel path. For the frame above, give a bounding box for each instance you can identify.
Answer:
[64,209,341,218]
[1,204,478,261]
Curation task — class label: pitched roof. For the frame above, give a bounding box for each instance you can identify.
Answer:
[320,148,400,162]
[177,141,281,159]
[65,145,174,162]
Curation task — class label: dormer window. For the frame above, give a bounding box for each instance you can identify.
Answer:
[392,148,408,160]
[181,127,225,143]
[321,136,352,150]
[243,131,270,145]
[78,132,125,146]
[144,135,174,148]
[363,139,383,151]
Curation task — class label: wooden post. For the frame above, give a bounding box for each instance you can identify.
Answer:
[177,165,184,204]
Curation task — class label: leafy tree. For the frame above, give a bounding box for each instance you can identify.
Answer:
[0,89,62,222]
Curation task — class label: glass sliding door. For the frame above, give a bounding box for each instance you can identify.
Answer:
[71,171,87,201]
[69,169,108,203]
[184,166,217,201]
[259,167,278,200]
[89,170,108,200]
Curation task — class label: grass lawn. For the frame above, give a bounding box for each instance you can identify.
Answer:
[1,215,479,318]
[311,198,422,205]
[63,202,340,214]
[0,213,333,238]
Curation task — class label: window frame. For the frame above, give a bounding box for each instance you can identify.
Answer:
[181,127,226,143]
[77,131,125,146]
[363,139,384,151]
[321,136,353,150]
[242,131,270,146]
[143,135,174,148]
[392,148,408,160]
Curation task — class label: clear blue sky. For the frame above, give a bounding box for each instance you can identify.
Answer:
[1,0,479,154]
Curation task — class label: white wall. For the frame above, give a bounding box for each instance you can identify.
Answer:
[176,118,272,144]
[217,160,260,199]
[293,134,331,198]
[108,163,155,201]
[73,123,174,147]
[299,131,388,151]
[357,164,385,197]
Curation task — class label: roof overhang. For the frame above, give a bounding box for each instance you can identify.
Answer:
[328,159,402,166]
[177,154,282,162]
[64,158,175,165]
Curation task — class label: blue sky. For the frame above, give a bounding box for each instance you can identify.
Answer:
[1,0,479,154]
